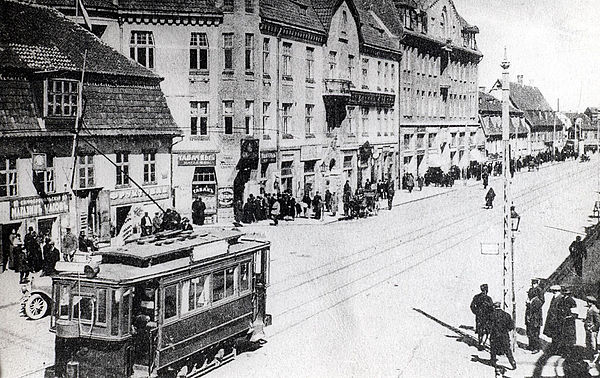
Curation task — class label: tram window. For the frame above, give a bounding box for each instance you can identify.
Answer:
[164,284,178,320]
[239,262,250,292]
[212,271,225,301]
[225,267,235,297]
[58,286,70,319]
[121,291,131,334]
[182,276,208,314]
[73,296,94,322]
[111,290,120,336]
[97,289,107,325]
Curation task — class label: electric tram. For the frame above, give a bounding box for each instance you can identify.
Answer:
[46,228,271,377]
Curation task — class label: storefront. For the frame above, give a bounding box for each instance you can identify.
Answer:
[259,150,277,194]
[175,152,218,223]
[301,145,322,196]
[110,185,171,237]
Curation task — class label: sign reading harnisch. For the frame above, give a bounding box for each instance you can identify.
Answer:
[10,193,70,220]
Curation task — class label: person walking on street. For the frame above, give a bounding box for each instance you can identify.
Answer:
[152,212,162,233]
[192,197,206,226]
[485,187,496,209]
[584,295,600,362]
[24,227,42,273]
[471,284,494,349]
[313,191,322,220]
[482,170,489,189]
[569,236,587,277]
[271,195,281,226]
[343,180,352,216]
[543,285,564,353]
[61,227,77,262]
[406,173,415,193]
[558,287,577,355]
[387,180,395,210]
[14,234,30,284]
[489,301,517,370]
[525,288,544,353]
[417,175,424,191]
[140,212,152,236]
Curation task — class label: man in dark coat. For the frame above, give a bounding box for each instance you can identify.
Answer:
[191,197,206,226]
[485,187,496,209]
[569,236,587,277]
[24,227,42,272]
[489,301,517,369]
[558,287,577,354]
[525,289,544,353]
[42,240,60,276]
[343,181,352,216]
[312,191,322,220]
[543,285,563,352]
[482,170,489,189]
[387,180,395,210]
[470,284,494,348]
[140,212,152,236]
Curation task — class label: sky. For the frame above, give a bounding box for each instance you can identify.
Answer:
[452,0,600,112]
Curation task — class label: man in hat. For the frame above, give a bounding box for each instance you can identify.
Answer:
[525,287,544,353]
[569,236,587,277]
[558,287,577,354]
[528,278,545,304]
[470,284,494,348]
[543,285,563,353]
[489,301,517,370]
[140,212,152,236]
[584,295,600,360]
[61,227,77,262]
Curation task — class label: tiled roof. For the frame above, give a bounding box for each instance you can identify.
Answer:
[0,78,40,134]
[478,91,521,115]
[311,0,349,32]
[565,112,594,131]
[479,114,528,137]
[357,9,398,52]
[0,0,157,79]
[119,0,221,14]
[509,82,552,111]
[34,0,117,11]
[261,0,325,33]
[358,0,403,37]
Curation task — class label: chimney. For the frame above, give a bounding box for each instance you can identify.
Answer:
[479,86,486,93]
[517,75,523,85]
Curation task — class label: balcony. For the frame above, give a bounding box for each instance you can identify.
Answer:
[323,78,351,97]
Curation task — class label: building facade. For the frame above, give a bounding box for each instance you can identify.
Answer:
[393,0,482,177]
[0,1,179,253]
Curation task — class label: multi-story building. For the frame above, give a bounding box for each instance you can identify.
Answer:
[562,112,598,153]
[394,0,482,177]
[584,107,599,127]
[478,92,529,159]
[0,1,179,251]
[490,75,563,154]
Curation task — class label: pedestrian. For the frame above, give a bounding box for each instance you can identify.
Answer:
[180,217,193,231]
[417,175,424,191]
[6,228,17,271]
[470,284,494,348]
[152,212,162,234]
[24,227,42,272]
[14,234,30,284]
[558,287,577,354]
[387,180,395,210]
[61,227,77,262]
[192,196,206,226]
[489,301,517,370]
[331,191,338,216]
[569,236,587,277]
[482,170,489,189]
[543,285,564,353]
[312,191,322,220]
[525,288,544,353]
[584,295,600,361]
[302,191,312,218]
[271,195,280,226]
[343,180,352,216]
[325,189,332,213]
[406,173,415,193]
[79,231,90,252]
[485,187,496,209]
[42,240,60,276]
[140,212,152,236]
[528,278,545,304]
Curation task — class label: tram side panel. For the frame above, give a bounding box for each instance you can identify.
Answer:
[55,337,131,378]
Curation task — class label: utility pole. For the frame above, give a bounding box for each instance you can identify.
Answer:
[500,49,515,344]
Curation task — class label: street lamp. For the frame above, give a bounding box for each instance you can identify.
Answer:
[510,205,521,232]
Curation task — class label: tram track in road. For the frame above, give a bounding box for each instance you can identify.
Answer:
[269,160,593,299]
[267,161,596,338]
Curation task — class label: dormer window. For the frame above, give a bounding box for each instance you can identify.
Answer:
[46,79,78,117]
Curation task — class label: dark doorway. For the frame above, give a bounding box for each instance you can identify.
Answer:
[116,206,132,235]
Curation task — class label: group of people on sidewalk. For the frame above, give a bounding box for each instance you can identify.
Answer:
[3,227,61,284]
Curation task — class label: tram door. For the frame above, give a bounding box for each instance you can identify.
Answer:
[131,284,157,367]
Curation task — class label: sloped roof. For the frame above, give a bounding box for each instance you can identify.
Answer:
[357,8,398,52]
[0,0,157,79]
[509,82,552,112]
[479,114,528,137]
[478,91,522,115]
[0,78,40,134]
[119,0,221,14]
[311,0,361,32]
[260,0,325,34]
[565,112,594,131]
[34,0,117,11]
[358,0,403,37]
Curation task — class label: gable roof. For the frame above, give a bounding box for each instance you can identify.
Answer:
[260,0,325,34]
[34,0,221,15]
[509,82,553,112]
[356,8,399,52]
[478,92,527,137]
[311,0,361,33]
[478,91,522,115]
[0,0,157,79]
[359,0,403,36]
[565,112,594,131]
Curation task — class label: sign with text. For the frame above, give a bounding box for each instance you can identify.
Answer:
[260,151,277,164]
[218,186,234,208]
[110,185,170,206]
[177,152,216,166]
[301,145,321,161]
[10,193,70,220]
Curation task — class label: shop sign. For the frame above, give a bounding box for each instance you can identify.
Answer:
[177,152,216,166]
[110,185,170,206]
[218,186,234,208]
[301,145,321,161]
[220,154,235,168]
[260,151,277,164]
[10,192,70,220]
[193,183,217,213]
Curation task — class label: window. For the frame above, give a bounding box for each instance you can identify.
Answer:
[377,61,382,90]
[305,104,314,135]
[223,0,233,11]
[164,284,178,320]
[328,51,337,78]
[383,109,388,133]
[245,0,253,12]
[193,167,216,182]
[129,31,154,69]
[403,134,411,149]
[47,79,78,117]
[223,101,233,134]
[78,154,94,189]
[262,102,270,134]
[0,157,17,197]
[389,109,395,134]
[212,267,235,301]
[190,32,209,71]
[347,106,355,134]
[341,10,348,35]
[182,275,209,314]
[361,107,369,134]
[245,34,254,72]
[97,289,107,324]
[306,47,314,82]
[72,295,94,322]
[348,55,355,82]
[245,100,254,134]
[262,38,270,75]
[384,63,389,91]
[34,156,55,194]
[282,103,292,134]
[115,152,129,187]
[362,58,369,88]
[377,108,382,134]
[282,42,292,78]
[428,133,436,148]
[143,151,156,184]
[223,33,233,71]
[239,262,250,292]
[191,101,209,136]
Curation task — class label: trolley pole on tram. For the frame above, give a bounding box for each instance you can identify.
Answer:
[500,50,516,347]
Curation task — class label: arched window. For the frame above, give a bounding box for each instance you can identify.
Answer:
[440,7,448,39]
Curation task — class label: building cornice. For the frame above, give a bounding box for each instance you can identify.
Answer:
[260,19,326,45]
